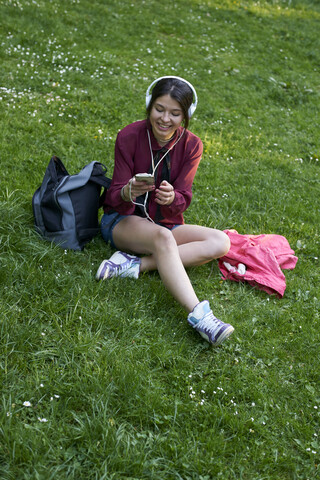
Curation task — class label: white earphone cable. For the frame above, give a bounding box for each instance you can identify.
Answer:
[128,128,185,222]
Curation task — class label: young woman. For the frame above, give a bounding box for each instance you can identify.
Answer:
[96,76,234,346]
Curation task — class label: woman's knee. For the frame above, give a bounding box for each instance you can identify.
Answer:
[154,226,177,255]
[215,230,230,258]
[203,230,230,260]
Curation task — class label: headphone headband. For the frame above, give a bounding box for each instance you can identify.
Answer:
[145,76,198,118]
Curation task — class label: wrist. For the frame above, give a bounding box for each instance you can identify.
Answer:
[121,184,129,202]
[167,190,175,205]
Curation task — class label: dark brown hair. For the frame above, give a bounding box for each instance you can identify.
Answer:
[146,77,194,130]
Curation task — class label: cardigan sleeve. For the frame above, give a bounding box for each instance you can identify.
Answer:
[103,130,136,215]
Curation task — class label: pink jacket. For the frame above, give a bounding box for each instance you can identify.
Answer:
[218,230,298,297]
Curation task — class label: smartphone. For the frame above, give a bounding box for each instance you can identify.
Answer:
[134,173,155,185]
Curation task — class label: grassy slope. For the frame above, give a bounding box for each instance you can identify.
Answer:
[0,0,319,479]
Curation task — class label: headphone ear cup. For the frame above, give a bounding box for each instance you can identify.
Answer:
[188,104,195,118]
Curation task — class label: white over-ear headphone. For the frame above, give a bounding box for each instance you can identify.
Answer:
[145,76,198,118]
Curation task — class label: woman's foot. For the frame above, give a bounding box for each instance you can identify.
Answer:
[96,251,141,280]
[188,301,234,345]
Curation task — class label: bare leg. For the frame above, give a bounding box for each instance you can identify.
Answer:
[142,224,230,271]
[112,216,199,312]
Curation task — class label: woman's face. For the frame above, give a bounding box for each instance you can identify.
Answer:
[149,94,184,144]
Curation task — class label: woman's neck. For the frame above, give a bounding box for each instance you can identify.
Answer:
[154,132,175,147]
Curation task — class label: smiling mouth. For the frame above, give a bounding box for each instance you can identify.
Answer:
[157,123,171,130]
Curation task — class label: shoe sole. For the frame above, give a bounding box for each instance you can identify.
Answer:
[198,324,234,346]
[213,325,234,346]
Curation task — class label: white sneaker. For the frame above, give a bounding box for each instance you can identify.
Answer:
[187,300,234,345]
[96,251,141,280]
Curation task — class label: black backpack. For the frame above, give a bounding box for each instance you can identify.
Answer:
[32,156,111,250]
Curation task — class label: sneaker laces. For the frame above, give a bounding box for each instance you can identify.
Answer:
[196,310,222,333]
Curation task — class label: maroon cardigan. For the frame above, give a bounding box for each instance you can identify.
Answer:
[103,119,203,228]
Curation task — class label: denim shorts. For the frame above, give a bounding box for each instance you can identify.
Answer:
[100,211,182,249]
[101,211,127,248]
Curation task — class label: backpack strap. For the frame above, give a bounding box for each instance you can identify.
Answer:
[57,161,110,194]
[89,162,112,189]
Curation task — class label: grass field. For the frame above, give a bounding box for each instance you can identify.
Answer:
[0,0,319,479]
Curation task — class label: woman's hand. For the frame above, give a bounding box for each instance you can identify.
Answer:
[155,180,175,206]
[121,177,155,202]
